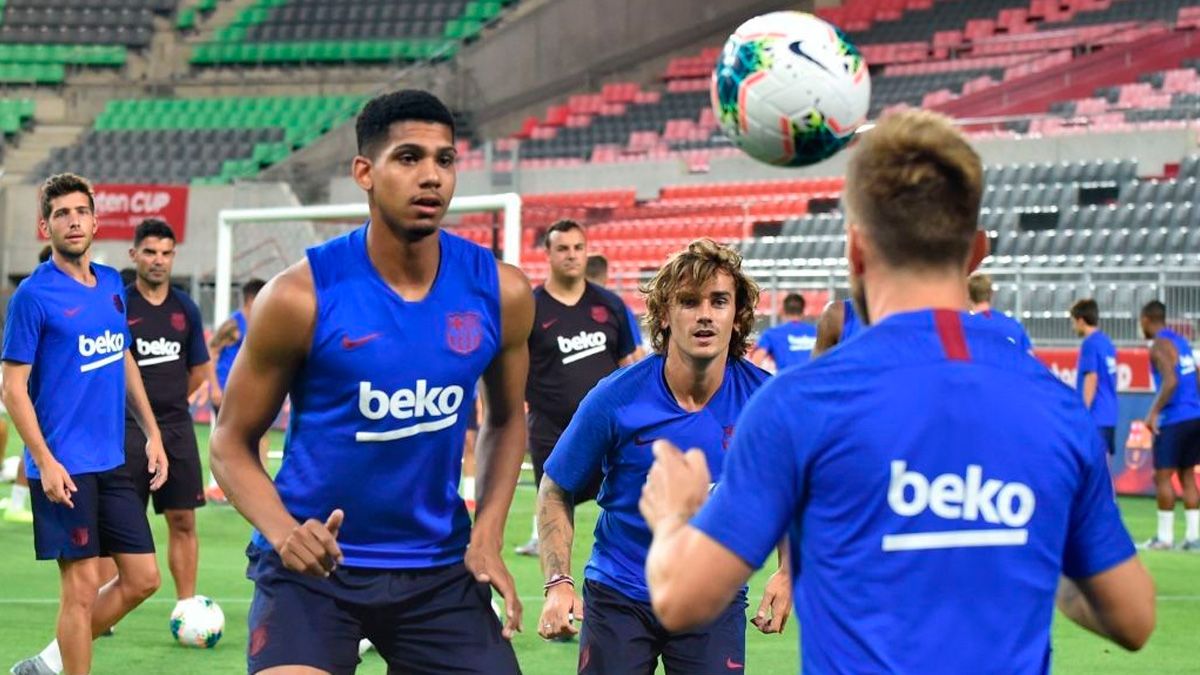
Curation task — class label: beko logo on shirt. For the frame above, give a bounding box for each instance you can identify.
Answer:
[78,330,125,373]
[787,334,816,351]
[356,380,464,442]
[1181,355,1196,376]
[882,460,1035,552]
[135,337,181,367]
[557,331,607,365]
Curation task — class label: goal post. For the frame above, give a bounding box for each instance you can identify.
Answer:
[212,192,523,330]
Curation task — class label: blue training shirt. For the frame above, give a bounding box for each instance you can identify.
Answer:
[2,261,130,478]
[1076,330,1118,428]
[756,320,817,370]
[693,309,1135,674]
[253,225,501,568]
[976,308,1033,352]
[214,309,246,389]
[1151,328,1200,426]
[544,354,768,602]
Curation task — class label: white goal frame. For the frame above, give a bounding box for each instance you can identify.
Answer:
[212,193,523,329]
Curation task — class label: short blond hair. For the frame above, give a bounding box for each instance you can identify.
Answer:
[967,272,993,304]
[843,110,982,268]
[640,239,759,359]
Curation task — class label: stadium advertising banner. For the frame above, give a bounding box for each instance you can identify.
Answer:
[37,184,190,242]
[1036,347,1171,496]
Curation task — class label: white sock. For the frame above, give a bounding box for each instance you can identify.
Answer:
[531,514,538,541]
[461,476,476,501]
[39,640,62,673]
[1158,510,1175,544]
[9,483,29,511]
[1187,509,1199,542]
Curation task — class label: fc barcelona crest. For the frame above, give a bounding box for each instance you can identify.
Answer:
[447,311,483,355]
[591,305,609,324]
[170,312,187,332]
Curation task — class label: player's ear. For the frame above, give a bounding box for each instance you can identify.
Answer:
[128,246,136,262]
[37,218,49,239]
[846,223,865,277]
[965,230,988,274]
[351,154,374,191]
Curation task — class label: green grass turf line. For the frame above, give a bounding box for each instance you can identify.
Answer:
[0,423,1192,673]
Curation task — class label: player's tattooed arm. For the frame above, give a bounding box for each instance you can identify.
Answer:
[537,476,586,639]
[206,318,240,359]
[537,477,576,579]
[810,300,844,358]
[1144,338,1178,434]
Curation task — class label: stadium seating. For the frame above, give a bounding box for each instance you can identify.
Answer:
[33,95,366,185]
[0,0,173,47]
[189,0,514,65]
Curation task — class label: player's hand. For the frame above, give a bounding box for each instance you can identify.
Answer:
[38,458,77,508]
[464,543,522,639]
[146,434,170,492]
[277,509,344,577]
[538,583,584,640]
[639,440,711,533]
[1144,416,1160,436]
[210,384,224,411]
[751,568,792,635]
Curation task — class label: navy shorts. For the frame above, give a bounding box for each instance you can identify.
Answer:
[123,423,205,513]
[29,468,156,561]
[578,579,747,675]
[245,546,520,675]
[1154,417,1200,470]
[1098,426,1115,456]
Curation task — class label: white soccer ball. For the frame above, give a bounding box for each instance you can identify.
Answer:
[170,595,225,648]
[1,456,18,482]
[712,11,871,166]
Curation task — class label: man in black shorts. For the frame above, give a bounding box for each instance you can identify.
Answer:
[516,219,636,556]
[120,218,214,607]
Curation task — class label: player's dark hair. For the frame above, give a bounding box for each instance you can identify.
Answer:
[783,293,806,316]
[544,219,584,248]
[1070,298,1100,327]
[967,272,993,304]
[133,218,176,246]
[38,245,52,263]
[356,89,456,158]
[586,254,608,281]
[641,238,759,360]
[40,172,95,220]
[119,267,137,285]
[844,110,982,269]
[242,278,266,302]
[1141,300,1166,324]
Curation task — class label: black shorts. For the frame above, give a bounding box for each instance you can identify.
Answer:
[1153,417,1200,470]
[528,408,601,503]
[123,423,205,513]
[578,579,747,675]
[245,546,520,675]
[29,468,155,561]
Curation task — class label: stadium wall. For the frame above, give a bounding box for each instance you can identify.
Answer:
[327,126,1198,201]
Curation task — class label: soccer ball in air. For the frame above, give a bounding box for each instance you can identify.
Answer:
[170,595,225,648]
[712,11,871,167]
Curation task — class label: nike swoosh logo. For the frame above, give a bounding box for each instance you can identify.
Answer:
[128,317,144,326]
[341,333,382,350]
[63,306,83,317]
[726,657,744,670]
[788,40,831,74]
[541,319,559,329]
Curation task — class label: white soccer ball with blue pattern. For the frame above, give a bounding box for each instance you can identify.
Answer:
[170,595,225,648]
[712,11,871,166]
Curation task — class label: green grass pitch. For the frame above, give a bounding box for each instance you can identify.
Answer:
[0,425,1195,673]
